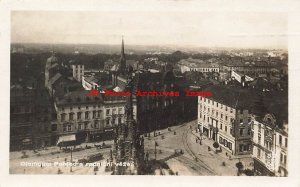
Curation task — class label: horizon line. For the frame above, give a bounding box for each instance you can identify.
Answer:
[11,41,288,51]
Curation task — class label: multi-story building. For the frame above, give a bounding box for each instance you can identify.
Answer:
[231,70,254,85]
[252,113,288,176]
[10,83,57,150]
[82,72,111,91]
[178,58,220,73]
[223,61,272,74]
[72,64,84,82]
[54,90,136,143]
[10,84,36,150]
[198,85,255,156]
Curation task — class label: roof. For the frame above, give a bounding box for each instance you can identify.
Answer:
[202,85,259,110]
[110,64,120,71]
[56,90,103,105]
[47,55,58,63]
[49,73,62,85]
[224,60,271,67]
[178,58,219,68]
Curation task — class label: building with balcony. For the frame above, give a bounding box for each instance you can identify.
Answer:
[252,113,288,176]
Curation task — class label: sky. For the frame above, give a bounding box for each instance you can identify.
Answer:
[11,11,288,49]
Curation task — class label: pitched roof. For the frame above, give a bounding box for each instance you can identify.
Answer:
[49,73,62,85]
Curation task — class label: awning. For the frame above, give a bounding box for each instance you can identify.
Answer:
[56,134,76,146]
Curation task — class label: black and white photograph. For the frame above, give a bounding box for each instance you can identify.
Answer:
[1,0,300,186]
[8,10,289,176]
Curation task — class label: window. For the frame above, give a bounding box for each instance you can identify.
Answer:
[225,107,228,111]
[61,113,66,122]
[257,148,261,158]
[118,107,122,114]
[51,124,57,132]
[220,124,223,130]
[258,135,261,144]
[248,129,251,135]
[207,117,209,122]
[225,116,228,120]
[240,129,243,136]
[85,111,89,119]
[248,117,251,123]
[63,124,67,132]
[106,109,110,115]
[112,108,117,115]
[216,112,218,117]
[228,142,232,150]
[279,135,282,145]
[84,123,88,129]
[93,111,96,119]
[240,119,243,123]
[86,106,89,109]
[118,117,122,124]
[97,110,101,118]
[77,112,81,120]
[69,113,74,121]
[285,138,288,147]
[106,118,110,125]
[280,153,283,162]
[67,124,72,131]
[219,137,223,144]
[217,103,218,107]
[221,114,223,119]
[94,122,99,129]
[78,123,83,130]
[225,126,227,132]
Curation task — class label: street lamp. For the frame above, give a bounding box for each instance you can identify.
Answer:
[70,146,73,172]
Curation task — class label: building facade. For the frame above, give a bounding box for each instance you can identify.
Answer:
[54,91,136,143]
[198,85,254,156]
[72,64,84,82]
[252,113,288,176]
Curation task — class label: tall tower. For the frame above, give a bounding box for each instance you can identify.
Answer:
[113,70,144,175]
[119,36,127,74]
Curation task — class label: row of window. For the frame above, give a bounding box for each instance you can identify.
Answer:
[61,111,102,122]
[200,112,230,123]
[219,137,233,150]
[200,99,233,113]
[279,135,288,148]
[62,117,123,132]
[106,108,123,115]
[62,105,101,111]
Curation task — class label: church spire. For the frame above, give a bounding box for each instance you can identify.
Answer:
[119,36,126,73]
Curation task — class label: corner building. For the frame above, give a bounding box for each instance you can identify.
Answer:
[198,85,255,156]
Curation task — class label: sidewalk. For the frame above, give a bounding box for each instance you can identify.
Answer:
[190,128,254,171]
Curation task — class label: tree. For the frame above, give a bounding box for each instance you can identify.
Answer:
[236,161,244,176]
[213,142,219,153]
